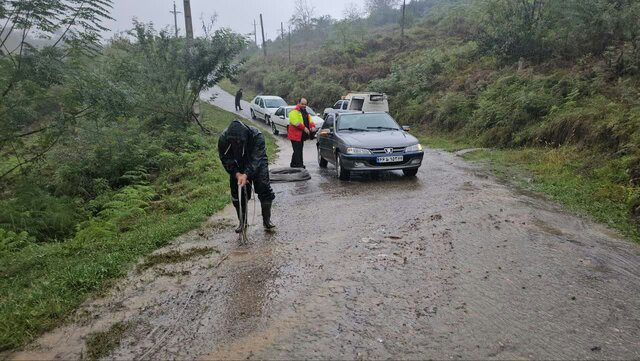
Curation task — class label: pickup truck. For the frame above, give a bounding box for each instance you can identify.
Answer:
[323,92,389,117]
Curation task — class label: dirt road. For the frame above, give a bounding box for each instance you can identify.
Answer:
[12,87,640,360]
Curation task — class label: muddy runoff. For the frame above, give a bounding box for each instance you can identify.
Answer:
[10,88,640,360]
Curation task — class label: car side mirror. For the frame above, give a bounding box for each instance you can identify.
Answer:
[402,125,411,132]
[319,129,332,137]
[279,115,285,119]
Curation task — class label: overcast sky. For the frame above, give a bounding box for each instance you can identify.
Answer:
[105,0,368,41]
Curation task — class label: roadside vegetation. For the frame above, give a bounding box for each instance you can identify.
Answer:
[218,78,257,102]
[0,1,277,351]
[236,0,640,241]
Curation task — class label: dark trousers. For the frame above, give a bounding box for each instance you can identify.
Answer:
[235,101,242,111]
[290,140,304,168]
[229,167,275,207]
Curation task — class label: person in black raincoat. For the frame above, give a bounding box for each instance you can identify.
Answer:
[218,119,275,232]
[235,88,243,111]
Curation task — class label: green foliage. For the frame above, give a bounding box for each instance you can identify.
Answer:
[238,0,640,242]
[0,1,255,350]
[76,184,156,240]
[472,75,559,146]
[0,181,86,241]
[470,0,640,67]
[433,91,475,131]
[263,68,297,99]
[291,79,347,109]
[0,1,114,181]
[0,229,35,254]
[0,103,277,351]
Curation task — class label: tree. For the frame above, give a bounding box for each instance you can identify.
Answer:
[365,0,401,13]
[343,2,364,20]
[473,0,550,63]
[0,0,114,180]
[365,0,401,26]
[290,0,315,31]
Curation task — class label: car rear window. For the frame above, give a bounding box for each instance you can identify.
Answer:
[265,98,287,108]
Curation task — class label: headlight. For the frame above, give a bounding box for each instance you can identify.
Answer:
[346,147,371,155]
[405,144,423,152]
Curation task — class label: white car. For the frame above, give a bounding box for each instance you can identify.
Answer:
[249,96,287,125]
[271,106,324,136]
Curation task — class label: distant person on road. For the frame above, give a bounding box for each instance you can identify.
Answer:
[218,119,276,232]
[288,98,316,168]
[235,88,243,111]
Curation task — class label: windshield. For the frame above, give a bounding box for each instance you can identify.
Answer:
[337,113,400,131]
[265,98,287,108]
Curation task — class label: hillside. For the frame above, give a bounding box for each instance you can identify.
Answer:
[231,0,640,239]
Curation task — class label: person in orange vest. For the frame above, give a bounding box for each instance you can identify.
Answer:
[287,98,316,168]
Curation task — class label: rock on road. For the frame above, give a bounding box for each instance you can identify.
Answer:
[11,86,640,360]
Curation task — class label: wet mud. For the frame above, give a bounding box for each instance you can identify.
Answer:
[9,87,640,360]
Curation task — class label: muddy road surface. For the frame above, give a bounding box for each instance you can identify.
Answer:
[11,88,640,360]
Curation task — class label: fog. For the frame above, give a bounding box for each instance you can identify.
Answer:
[106,0,368,40]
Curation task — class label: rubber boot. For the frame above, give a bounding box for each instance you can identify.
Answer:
[233,201,247,233]
[261,201,276,231]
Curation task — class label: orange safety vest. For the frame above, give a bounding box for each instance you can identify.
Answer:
[287,105,315,142]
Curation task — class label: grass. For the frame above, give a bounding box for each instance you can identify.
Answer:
[420,133,639,242]
[218,78,257,101]
[84,321,132,360]
[418,130,473,152]
[0,102,278,351]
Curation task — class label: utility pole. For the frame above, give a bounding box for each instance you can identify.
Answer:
[281,22,284,40]
[170,1,181,37]
[253,19,258,46]
[288,25,291,64]
[183,0,194,43]
[182,0,200,123]
[260,13,267,57]
[400,0,406,49]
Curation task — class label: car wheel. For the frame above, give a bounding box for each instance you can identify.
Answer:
[251,109,256,120]
[336,153,350,180]
[317,147,328,168]
[265,115,270,125]
[402,168,419,177]
[271,122,279,135]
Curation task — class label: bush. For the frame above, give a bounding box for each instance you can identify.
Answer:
[76,185,157,240]
[433,91,475,131]
[262,69,297,100]
[471,75,558,146]
[290,79,346,110]
[0,182,86,242]
[0,230,35,254]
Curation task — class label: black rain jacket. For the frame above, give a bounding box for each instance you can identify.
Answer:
[217,120,269,179]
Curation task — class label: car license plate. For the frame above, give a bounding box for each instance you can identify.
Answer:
[377,155,403,163]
